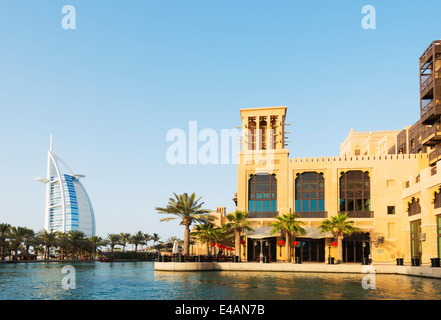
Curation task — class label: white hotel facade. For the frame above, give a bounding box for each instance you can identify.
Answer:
[35,135,96,237]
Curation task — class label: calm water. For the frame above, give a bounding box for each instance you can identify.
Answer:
[1,261,441,300]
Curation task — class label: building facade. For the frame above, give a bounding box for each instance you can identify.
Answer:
[34,135,96,237]
[233,41,441,265]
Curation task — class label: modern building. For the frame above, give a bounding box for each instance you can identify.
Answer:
[34,135,96,237]
[227,40,441,265]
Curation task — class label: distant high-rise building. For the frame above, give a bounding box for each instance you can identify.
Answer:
[34,135,96,237]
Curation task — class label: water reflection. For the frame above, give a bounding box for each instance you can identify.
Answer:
[1,262,441,300]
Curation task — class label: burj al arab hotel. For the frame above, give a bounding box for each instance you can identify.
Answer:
[34,135,96,237]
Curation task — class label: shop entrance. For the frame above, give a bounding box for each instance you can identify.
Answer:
[247,237,276,262]
[294,238,326,262]
[343,232,371,263]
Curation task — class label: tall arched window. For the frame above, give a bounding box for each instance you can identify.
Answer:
[295,172,325,218]
[248,173,277,218]
[408,198,421,216]
[339,171,371,218]
[434,189,441,209]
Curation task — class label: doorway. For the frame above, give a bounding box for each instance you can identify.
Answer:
[410,220,422,259]
[343,232,370,263]
[294,238,326,262]
[247,237,276,262]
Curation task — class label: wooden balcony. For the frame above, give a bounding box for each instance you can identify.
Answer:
[420,74,433,96]
[421,101,441,124]
[296,211,328,219]
[429,144,441,165]
[422,124,441,145]
[248,211,278,219]
[339,211,374,218]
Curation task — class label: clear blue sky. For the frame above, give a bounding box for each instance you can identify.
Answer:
[0,1,440,241]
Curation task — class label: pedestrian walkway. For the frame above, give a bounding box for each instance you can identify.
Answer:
[154,261,441,279]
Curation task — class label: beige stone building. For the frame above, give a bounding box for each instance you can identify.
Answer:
[226,40,441,265]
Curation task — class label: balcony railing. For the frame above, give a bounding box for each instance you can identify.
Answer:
[296,211,328,219]
[422,124,441,144]
[421,100,434,116]
[421,74,433,93]
[429,145,441,163]
[248,211,278,219]
[420,41,440,62]
[339,211,374,218]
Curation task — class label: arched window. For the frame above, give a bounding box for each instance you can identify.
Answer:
[248,173,277,218]
[434,189,441,209]
[408,198,421,216]
[339,171,371,218]
[295,172,325,217]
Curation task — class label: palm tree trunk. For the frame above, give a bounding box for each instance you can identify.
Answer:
[338,235,343,263]
[285,233,290,263]
[292,236,296,263]
[183,224,190,256]
[235,230,241,261]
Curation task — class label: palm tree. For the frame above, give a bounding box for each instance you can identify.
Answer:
[191,222,222,255]
[0,223,11,261]
[152,233,160,246]
[223,211,254,261]
[22,228,36,260]
[119,233,131,252]
[129,231,146,252]
[156,193,211,256]
[57,232,70,260]
[319,213,360,263]
[37,229,59,260]
[152,233,160,255]
[33,245,44,259]
[270,213,306,263]
[67,231,86,260]
[8,226,29,261]
[88,236,107,260]
[79,239,91,259]
[106,233,121,255]
[144,233,153,251]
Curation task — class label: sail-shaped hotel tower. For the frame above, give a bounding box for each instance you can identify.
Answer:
[35,135,96,237]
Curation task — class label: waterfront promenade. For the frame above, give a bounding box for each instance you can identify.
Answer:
[154,261,441,279]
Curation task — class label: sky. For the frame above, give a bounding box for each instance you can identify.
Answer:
[0,1,440,242]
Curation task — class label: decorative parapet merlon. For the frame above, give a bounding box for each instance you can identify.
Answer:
[290,154,429,163]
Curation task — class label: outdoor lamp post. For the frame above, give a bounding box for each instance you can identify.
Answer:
[328,241,338,264]
[293,241,299,263]
[278,240,285,257]
[260,238,263,263]
[362,241,366,264]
